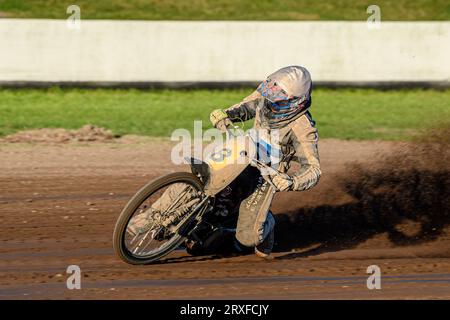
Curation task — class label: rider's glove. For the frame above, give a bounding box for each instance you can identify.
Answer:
[210,109,232,131]
[271,174,293,192]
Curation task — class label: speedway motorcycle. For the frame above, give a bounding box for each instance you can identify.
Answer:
[113,124,289,264]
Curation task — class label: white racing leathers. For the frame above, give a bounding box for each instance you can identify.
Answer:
[129,91,321,249]
[225,90,321,247]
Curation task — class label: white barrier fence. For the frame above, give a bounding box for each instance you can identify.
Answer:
[0,19,449,85]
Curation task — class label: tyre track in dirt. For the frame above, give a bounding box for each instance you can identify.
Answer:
[1,138,449,299]
[3,273,450,300]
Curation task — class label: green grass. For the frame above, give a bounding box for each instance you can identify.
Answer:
[0,88,449,140]
[0,0,449,20]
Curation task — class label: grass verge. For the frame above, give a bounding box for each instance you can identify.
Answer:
[0,0,449,20]
[1,87,449,140]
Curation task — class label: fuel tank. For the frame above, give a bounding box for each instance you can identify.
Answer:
[203,134,256,196]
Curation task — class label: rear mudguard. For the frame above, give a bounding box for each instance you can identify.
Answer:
[187,157,211,186]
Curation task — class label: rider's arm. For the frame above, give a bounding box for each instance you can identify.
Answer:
[289,113,322,191]
[224,90,262,121]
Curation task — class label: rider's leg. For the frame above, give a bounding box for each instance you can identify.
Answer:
[235,176,275,256]
[255,211,275,258]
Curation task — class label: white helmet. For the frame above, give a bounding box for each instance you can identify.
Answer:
[256,66,312,128]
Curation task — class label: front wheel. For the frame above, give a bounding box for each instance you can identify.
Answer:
[113,172,205,264]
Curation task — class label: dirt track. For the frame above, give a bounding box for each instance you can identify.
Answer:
[1,137,449,299]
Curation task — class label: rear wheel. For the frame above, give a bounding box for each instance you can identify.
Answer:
[113,172,204,264]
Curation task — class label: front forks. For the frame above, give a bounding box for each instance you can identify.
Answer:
[174,195,213,238]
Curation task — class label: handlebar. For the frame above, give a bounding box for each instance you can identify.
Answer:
[217,119,288,189]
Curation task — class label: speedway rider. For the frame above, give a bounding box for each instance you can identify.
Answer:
[209,65,321,258]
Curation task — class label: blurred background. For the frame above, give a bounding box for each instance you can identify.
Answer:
[0,0,449,140]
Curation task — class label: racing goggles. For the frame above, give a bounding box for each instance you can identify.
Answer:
[257,79,309,117]
[269,97,308,115]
